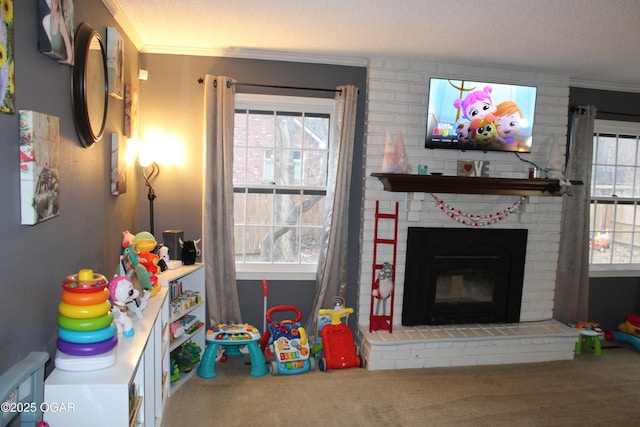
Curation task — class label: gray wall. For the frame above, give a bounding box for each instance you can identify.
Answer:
[0,1,140,373]
[137,54,367,329]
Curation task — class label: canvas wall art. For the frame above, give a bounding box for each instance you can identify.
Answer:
[111,133,128,195]
[0,0,15,114]
[124,83,138,138]
[107,27,124,98]
[19,110,61,225]
[38,0,74,65]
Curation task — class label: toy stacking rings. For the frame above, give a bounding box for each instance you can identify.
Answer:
[61,269,108,293]
[57,312,113,331]
[56,335,118,356]
[58,300,111,319]
[61,288,110,306]
[57,324,117,344]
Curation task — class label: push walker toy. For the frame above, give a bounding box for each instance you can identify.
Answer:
[265,305,314,375]
[317,307,364,372]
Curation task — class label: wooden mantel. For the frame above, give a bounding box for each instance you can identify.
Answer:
[371,173,582,196]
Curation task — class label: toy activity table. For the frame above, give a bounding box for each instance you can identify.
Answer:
[573,322,603,356]
[197,323,268,378]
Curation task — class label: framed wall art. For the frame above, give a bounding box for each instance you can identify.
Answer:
[111,133,128,195]
[19,110,61,225]
[38,0,74,65]
[124,83,138,138]
[0,0,14,114]
[106,27,124,98]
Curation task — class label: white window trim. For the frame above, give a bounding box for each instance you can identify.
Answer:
[234,93,334,280]
[589,119,640,277]
[236,264,317,281]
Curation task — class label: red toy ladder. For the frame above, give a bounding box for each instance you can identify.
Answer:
[369,200,398,333]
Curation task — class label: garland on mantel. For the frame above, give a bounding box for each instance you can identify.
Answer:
[431,194,528,226]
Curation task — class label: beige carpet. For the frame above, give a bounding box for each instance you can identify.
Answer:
[161,343,640,427]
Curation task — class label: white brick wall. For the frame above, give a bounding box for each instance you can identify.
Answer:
[359,57,571,328]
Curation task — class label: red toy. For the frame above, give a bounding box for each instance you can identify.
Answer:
[317,307,364,372]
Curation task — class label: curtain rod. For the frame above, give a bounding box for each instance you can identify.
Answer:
[197,77,340,93]
[570,105,640,118]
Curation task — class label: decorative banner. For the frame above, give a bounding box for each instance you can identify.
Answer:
[431,194,527,226]
[0,0,14,114]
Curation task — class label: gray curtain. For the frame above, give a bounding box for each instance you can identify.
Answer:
[202,75,242,324]
[305,85,358,342]
[553,106,597,324]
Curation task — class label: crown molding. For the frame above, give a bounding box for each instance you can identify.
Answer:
[101,0,144,50]
[140,45,369,67]
[570,78,640,93]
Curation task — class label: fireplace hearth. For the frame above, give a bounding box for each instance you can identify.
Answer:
[402,227,528,326]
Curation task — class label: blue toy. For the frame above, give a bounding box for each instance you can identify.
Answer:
[265,305,314,375]
[612,331,640,350]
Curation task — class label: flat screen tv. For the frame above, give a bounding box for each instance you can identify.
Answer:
[425,78,537,152]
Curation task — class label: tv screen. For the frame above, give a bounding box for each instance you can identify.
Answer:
[425,78,537,152]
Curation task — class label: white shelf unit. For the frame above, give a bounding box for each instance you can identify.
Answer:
[156,263,206,395]
[44,287,169,427]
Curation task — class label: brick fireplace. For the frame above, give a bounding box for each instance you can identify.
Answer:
[356,58,579,370]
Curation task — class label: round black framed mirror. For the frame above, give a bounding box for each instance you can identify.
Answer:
[72,22,108,148]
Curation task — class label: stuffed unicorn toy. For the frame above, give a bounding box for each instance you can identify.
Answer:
[109,276,139,336]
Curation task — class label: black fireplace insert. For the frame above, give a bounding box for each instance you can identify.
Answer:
[402,227,528,326]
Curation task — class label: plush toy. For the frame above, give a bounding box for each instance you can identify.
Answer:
[618,314,640,337]
[155,244,169,271]
[180,238,201,265]
[372,262,394,320]
[121,230,135,248]
[108,275,139,336]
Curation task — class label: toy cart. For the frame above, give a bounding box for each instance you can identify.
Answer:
[265,305,314,375]
[317,307,364,372]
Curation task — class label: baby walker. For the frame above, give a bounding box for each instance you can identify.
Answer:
[317,306,364,372]
[264,305,314,375]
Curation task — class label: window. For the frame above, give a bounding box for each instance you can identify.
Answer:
[590,120,640,274]
[233,94,334,279]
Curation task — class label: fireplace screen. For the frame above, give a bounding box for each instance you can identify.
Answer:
[402,227,527,326]
[434,269,496,304]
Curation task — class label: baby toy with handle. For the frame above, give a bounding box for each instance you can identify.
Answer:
[317,307,364,372]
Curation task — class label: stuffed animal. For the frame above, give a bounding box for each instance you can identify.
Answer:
[108,275,139,336]
[372,262,394,319]
[121,230,135,248]
[180,238,201,265]
[619,314,640,337]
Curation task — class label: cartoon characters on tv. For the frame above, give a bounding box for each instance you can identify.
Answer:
[453,86,525,149]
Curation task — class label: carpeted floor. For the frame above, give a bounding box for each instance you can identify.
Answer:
[161,342,640,427]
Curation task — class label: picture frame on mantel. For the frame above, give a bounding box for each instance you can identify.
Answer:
[37,0,74,66]
[106,27,124,99]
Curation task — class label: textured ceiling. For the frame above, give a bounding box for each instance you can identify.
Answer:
[105,0,640,90]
